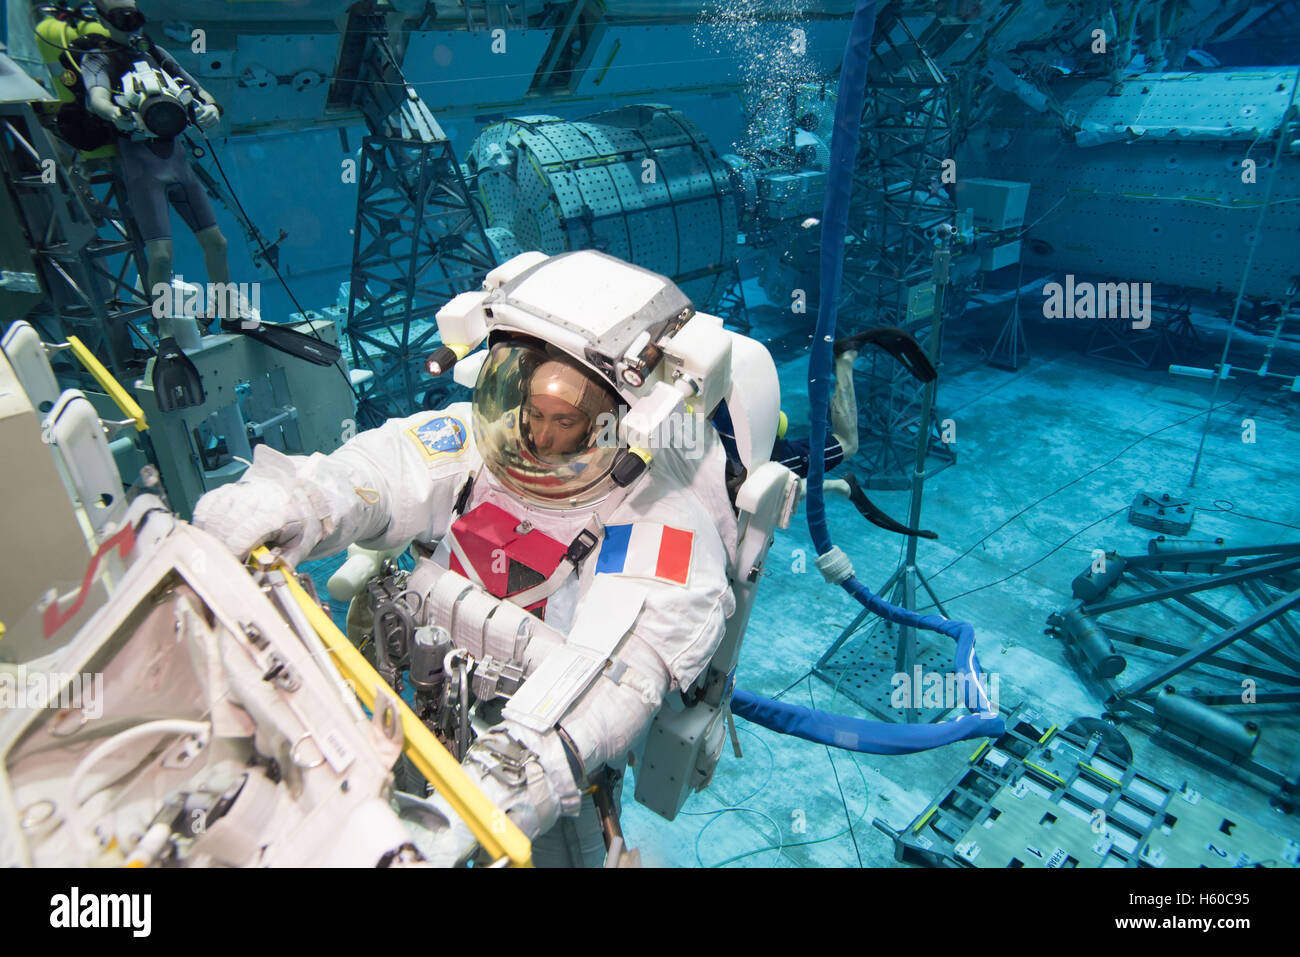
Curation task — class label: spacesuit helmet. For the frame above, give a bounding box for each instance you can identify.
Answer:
[92,0,145,33]
[438,249,780,505]
[471,336,622,507]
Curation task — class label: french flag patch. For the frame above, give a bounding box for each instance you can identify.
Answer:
[596,524,695,586]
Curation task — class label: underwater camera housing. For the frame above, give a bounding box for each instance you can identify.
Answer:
[114,60,193,138]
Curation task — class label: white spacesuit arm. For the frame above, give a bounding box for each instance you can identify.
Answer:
[193,407,475,564]
[556,578,731,772]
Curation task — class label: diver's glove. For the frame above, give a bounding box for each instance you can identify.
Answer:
[191,446,329,566]
[192,102,221,131]
[110,107,137,132]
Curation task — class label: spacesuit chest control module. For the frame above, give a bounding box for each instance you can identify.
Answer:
[193,249,797,866]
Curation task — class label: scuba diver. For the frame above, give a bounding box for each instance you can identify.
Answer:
[74,0,232,330]
[192,250,746,866]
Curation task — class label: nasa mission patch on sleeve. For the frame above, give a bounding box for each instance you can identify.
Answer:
[406,414,468,460]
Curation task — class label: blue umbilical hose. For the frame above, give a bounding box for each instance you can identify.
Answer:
[731,0,1005,754]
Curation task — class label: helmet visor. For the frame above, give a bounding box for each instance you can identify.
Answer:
[471,341,622,506]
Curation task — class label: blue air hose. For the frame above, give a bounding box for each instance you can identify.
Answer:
[730,0,1005,754]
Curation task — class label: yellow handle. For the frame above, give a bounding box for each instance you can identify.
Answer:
[256,548,533,868]
[66,336,148,432]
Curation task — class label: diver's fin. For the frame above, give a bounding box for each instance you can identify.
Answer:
[151,337,206,412]
[844,473,938,539]
[833,326,938,382]
[221,318,342,366]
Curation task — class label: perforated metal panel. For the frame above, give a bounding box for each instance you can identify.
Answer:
[959,70,1300,298]
[1066,70,1298,143]
[468,105,738,306]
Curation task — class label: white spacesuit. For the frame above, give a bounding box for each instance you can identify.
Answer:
[191,250,789,866]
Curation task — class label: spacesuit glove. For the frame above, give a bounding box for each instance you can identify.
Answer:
[392,789,479,867]
[397,770,541,867]
[192,476,324,566]
[395,726,582,866]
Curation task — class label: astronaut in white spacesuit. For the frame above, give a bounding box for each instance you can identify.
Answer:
[191,249,772,866]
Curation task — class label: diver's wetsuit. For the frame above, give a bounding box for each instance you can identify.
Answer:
[81,42,216,241]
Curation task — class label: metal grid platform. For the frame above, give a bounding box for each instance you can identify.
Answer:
[882,705,1300,868]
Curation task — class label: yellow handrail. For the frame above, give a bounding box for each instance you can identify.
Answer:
[256,548,532,867]
[65,336,148,432]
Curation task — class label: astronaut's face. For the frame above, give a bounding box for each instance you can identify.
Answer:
[524,394,588,456]
[472,340,622,507]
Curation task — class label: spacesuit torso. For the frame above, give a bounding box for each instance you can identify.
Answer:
[285,401,735,688]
